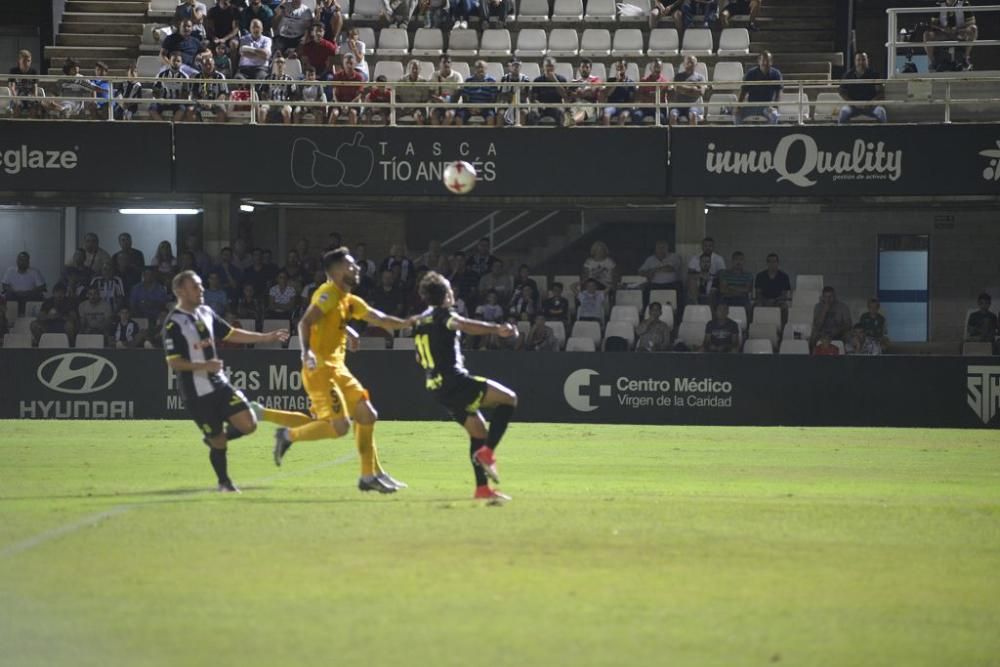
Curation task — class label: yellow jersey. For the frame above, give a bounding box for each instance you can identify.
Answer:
[309,281,370,365]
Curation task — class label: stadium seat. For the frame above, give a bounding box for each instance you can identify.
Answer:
[141,24,162,52]
[548,29,580,58]
[75,334,105,349]
[706,93,737,122]
[832,341,846,355]
[712,61,744,86]
[351,0,382,19]
[782,322,812,343]
[517,321,532,336]
[743,338,773,354]
[288,336,302,350]
[262,319,290,333]
[963,342,994,355]
[452,61,471,79]
[792,290,821,307]
[555,62,574,80]
[649,289,677,312]
[611,29,644,57]
[283,58,303,80]
[555,274,579,293]
[545,321,566,348]
[565,336,596,352]
[615,289,643,309]
[787,305,813,326]
[148,0,177,14]
[571,320,602,348]
[529,274,549,296]
[753,307,782,328]
[728,306,748,331]
[5,301,17,322]
[680,29,713,56]
[796,275,825,292]
[779,339,810,355]
[485,61,504,80]
[617,0,650,22]
[2,333,31,348]
[356,27,377,50]
[748,322,779,348]
[518,0,550,22]
[359,337,390,350]
[619,274,646,288]
[657,304,674,329]
[447,29,479,57]
[515,29,548,58]
[683,305,712,324]
[137,55,162,78]
[394,337,416,350]
[413,28,445,56]
[38,333,70,348]
[379,28,411,57]
[133,318,149,331]
[24,301,44,318]
[647,29,679,57]
[521,62,541,79]
[778,91,811,123]
[479,29,512,56]
[374,60,404,81]
[717,28,750,56]
[603,321,635,350]
[579,29,612,58]
[584,0,616,22]
[416,60,436,79]
[813,93,842,123]
[610,305,640,326]
[552,0,584,22]
[676,321,704,349]
[11,317,31,334]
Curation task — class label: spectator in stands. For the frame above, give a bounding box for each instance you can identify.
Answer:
[176,0,207,23]
[811,286,852,344]
[636,302,671,352]
[8,50,44,119]
[632,59,669,126]
[191,53,230,122]
[112,233,145,272]
[414,0,448,27]
[2,252,46,313]
[468,237,498,276]
[214,247,243,299]
[78,286,113,342]
[638,240,682,309]
[368,269,406,317]
[343,28,370,81]
[274,0,314,52]
[207,0,241,53]
[91,262,126,312]
[236,283,263,328]
[363,75,392,125]
[687,237,726,277]
[30,284,78,346]
[114,253,141,297]
[178,251,199,277]
[260,54,295,124]
[130,268,170,321]
[153,241,177,281]
[576,278,606,323]
[580,241,618,292]
[447,251,480,306]
[237,19,272,80]
[499,58,530,127]
[62,249,92,287]
[241,0,275,35]
[457,60,498,126]
[151,51,193,121]
[315,0,344,43]
[379,244,417,289]
[161,19,203,68]
[266,271,297,318]
[449,0,477,29]
[475,289,504,323]
[184,234,212,276]
[649,0,681,32]
[327,52,364,125]
[112,306,143,349]
[508,284,536,322]
[722,0,761,32]
[114,63,142,121]
[480,0,511,28]
[382,0,415,27]
[687,253,716,307]
[202,271,229,315]
[524,314,559,351]
[838,52,886,124]
[542,281,570,329]
[300,268,327,308]
[396,59,430,125]
[528,58,570,127]
[353,242,378,291]
[670,55,706,126]
[50,59,90,119]
[512,265,538,304]
[89,61,113,119]
[927,0,978,71]
[285,251,308,292]
[718,251,753,309]
[812,334,840,356]
[299,22,338,74]
[80,233,112,274]
[858,297,889,353]
[478,258,514,305]
[845,324,876,355]
[602,59,635,127]
[243,248,270,294]
[421,240,447,273]
[569,59,603,127]
[966,292,998,351]
[232,238,253,270]
[144,307,171,349]
[736,50,782,125]
[430,56,463,126]
[212,42,233,77]
[703,303,739,353]
[753,252,791,311]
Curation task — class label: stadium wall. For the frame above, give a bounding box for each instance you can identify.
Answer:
[3,350,998,428]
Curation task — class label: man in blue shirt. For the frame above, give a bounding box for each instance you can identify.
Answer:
[160,19,203,68]
[602,59,635,126]
[735,50,782,124]
[457,60,498,126]
[528,57,570,126]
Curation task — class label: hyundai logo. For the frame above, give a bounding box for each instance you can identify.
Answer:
[37,353,118,394]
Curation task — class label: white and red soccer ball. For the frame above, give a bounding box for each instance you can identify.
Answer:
[443,160,477,195]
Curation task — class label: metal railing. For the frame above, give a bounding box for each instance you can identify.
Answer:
[886,4,1000,79]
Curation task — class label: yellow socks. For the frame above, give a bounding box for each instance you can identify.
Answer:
[261,408,313,428]
[354,422,377,476]
[289,420,341,442]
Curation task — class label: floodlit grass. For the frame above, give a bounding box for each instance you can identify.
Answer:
[0,421,998,667]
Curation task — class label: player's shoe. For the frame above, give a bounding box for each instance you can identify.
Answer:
[358,475,397,494]
[249,401,265,421]
[217,479,241,493]
[273,427,293,467]
[377,472,408,490]
[474,485,510,504]
[472,446,500,484]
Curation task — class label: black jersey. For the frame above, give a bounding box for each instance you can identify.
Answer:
[163,305,234,400]
[413,306,468,390]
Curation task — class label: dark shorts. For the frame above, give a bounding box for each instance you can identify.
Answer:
[726,0,752,13]
[150,102,192,115]
[39,318,68,334]
[186,383,251,437]
[433,374,488,424]
[458,108,496,122]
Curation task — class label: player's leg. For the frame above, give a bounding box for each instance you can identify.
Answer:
[251,401,312,427]
[343,371,405,492]
[274,366,350,466]
[193,396,239,492]
[221,386,256,443]
[478,378,517,452]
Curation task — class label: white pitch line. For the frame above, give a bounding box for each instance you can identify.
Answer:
[0,453,356,560]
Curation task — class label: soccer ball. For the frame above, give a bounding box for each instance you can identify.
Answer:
[443,161,477,195]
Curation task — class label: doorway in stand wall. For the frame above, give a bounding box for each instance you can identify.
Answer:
[877,234,930,342]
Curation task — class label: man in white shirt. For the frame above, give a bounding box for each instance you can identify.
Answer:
[686,236,725,277]
[638,240,682,309]
[238,19,272,79]
[274,0,313,53]
[2,251,47,311]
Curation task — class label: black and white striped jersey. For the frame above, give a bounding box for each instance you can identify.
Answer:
[192,71,229,101]
[154,68,190,100]
[163,305,234,400]
[264,74,295,102]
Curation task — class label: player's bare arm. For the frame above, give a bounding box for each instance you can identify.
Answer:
[225,327,290,345]
[362,307,418,331]
[450,314,517,338]
[298,303,324,369]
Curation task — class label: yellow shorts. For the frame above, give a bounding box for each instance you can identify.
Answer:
[302,363,369,422]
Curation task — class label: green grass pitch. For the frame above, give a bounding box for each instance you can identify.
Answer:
[1,420,998,667]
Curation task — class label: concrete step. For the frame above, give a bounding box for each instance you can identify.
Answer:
[61,12,146,24]
[57,33,140,47]
[751,29,835,42]
[752,41,836,53]
[66,0,149,12]
[45,45,137,60]
[60,22,143,34]
[49,55,136,69]
[760,6,835,19]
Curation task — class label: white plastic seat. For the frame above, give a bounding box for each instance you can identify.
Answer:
[620,274,646,287]
[610,305,640,326]
[796,274,825,292]
[412,28,444,56]
[748,322,779,348]
[618,0,649,21]
[288,336,302,350]
[551,0,584,22]
[680,28,714,56]
[133,318,149,331]
[514,29,548,58]
[778,91,811,123]
[547,29,580,58]
[448,29,479,57]
[374,60,404,81]
[615,289,643,309]
[706,93,737,122]
[2,333,31,348]
[485,61,504,80]
[579,29,612,57]
[717,28,750,56]
[647,28,679,56]
[283,58,303,80]
[518,0,550,22]
[148,0,177,13]
[753,306,782,328]
[649,289,677,312]
[75,334,105,349]
[379,28,411,56]
[584,0,616,21]
[545,321,566,348]
[521,62,541,79]
[5,301,18,322]
[611,29,644,57]
[142,23,162,45]
[452,61,471,79]
[393,336,416,350]
[677,321,704,349]
[813,92,842,123]
[743,339,773,354]
[528,275,549,296]
[571,320,602,347]
[359,336,389,350]
[782,322,812,343]
[555,62,574,80]
[137,55,163,78]
[480,29,512,56]
[657,304,674,329]
[24,301,44,317]
[779,339,810,355]
[712,61,744,84]
[832,340,846,355]
[38,333,71,348]
[792,290,821,307]
[354,27,376,48]
[416,60,436,79]
[603,321,635,349]
[963,342,995,356]
[565,336,597,352]
[787,305,814,326]
[728,306,748,331]
[262,318,290,333]
[516,321,532,336]
[11,317,31,334]
[683,304,712,324]
[351,0,382,19]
